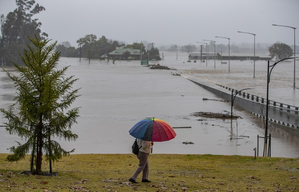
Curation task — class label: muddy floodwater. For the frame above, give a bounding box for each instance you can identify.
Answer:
[0,53,298,158]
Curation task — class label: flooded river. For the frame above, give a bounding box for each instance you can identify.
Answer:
[0,53,298,158]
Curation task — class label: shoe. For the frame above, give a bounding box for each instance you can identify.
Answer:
[129,178,137,183]
[142,179,151,182]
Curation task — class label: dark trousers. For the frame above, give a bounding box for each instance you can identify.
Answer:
[130,151,149,180]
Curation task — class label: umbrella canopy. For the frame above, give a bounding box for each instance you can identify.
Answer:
[129,118,176,142]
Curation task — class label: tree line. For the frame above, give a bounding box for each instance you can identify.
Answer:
[56,35,161,61]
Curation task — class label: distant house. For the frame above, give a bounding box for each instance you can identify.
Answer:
[107,46,141,60]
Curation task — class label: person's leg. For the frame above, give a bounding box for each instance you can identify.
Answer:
[142,159,149,180]
[130,152,149,181]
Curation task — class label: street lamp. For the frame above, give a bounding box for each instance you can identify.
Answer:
[237,31,256,78]
[215,36,231,72]
[203,39,216,69]
[230,88,252,139]
[140,43,143,61]
[231,88,252,119]
[264,57,296,157]
[272,24,297,89]
[196,42,208,65]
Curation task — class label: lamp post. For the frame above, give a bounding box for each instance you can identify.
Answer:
[272,24,297,89]
[237,31,256,78]
[140,42,143,61]
[264,57,296,157]
[230,88,252,139]
[215,36,231,72]
[203,39,216,69]
[196,42,208,65]
[231,88,252,119]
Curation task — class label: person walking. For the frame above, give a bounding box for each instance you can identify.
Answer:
[129,139,153,183]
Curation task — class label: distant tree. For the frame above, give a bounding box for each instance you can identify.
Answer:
[268,42,293,60]
[98,36,118,56]
[112,40,122,48]
[55,44,79,57]
[76,34,124,60]
[77,34,97,62]
[148,47,161,60]
[157,45,168,52]
[61,41,71,48]
[216,44,227,53]
[0,0,47,66]
[180,45,197,53]
[123,51,131,60]
[168,45,178,52]
[0,36,80,175]
[56,44,67,55]
[55,41,79,57]
[98,36,108,45]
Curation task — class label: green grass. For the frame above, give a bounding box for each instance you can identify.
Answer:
[0,154,298,191]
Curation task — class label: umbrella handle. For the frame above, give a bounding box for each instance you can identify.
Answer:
[151,141,153,153]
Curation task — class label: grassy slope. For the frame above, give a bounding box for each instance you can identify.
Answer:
[0,153,298,191]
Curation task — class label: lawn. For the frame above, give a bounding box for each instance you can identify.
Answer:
[0,153,298,191]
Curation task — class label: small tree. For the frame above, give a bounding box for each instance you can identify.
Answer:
[268,42,293,60]
[0,35,80,175]
[180,44,197,54]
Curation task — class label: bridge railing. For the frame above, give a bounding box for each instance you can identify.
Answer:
[217,84,299,115]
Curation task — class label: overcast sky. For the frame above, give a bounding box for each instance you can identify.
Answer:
[1,0,298,47]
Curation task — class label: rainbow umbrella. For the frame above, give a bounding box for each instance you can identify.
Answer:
[129,118,176,142]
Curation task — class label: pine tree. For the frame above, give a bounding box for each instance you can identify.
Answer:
[0,35,80,175]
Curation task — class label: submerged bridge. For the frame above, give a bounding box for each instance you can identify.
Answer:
[183,76,299,130]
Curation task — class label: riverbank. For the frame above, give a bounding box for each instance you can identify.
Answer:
[0,153,298,191]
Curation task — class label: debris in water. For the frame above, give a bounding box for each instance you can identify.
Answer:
[203,98,227,102]
[192,111,240,119]
[182,141,194,145]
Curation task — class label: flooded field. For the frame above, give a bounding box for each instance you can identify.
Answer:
[0,53,298,158]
